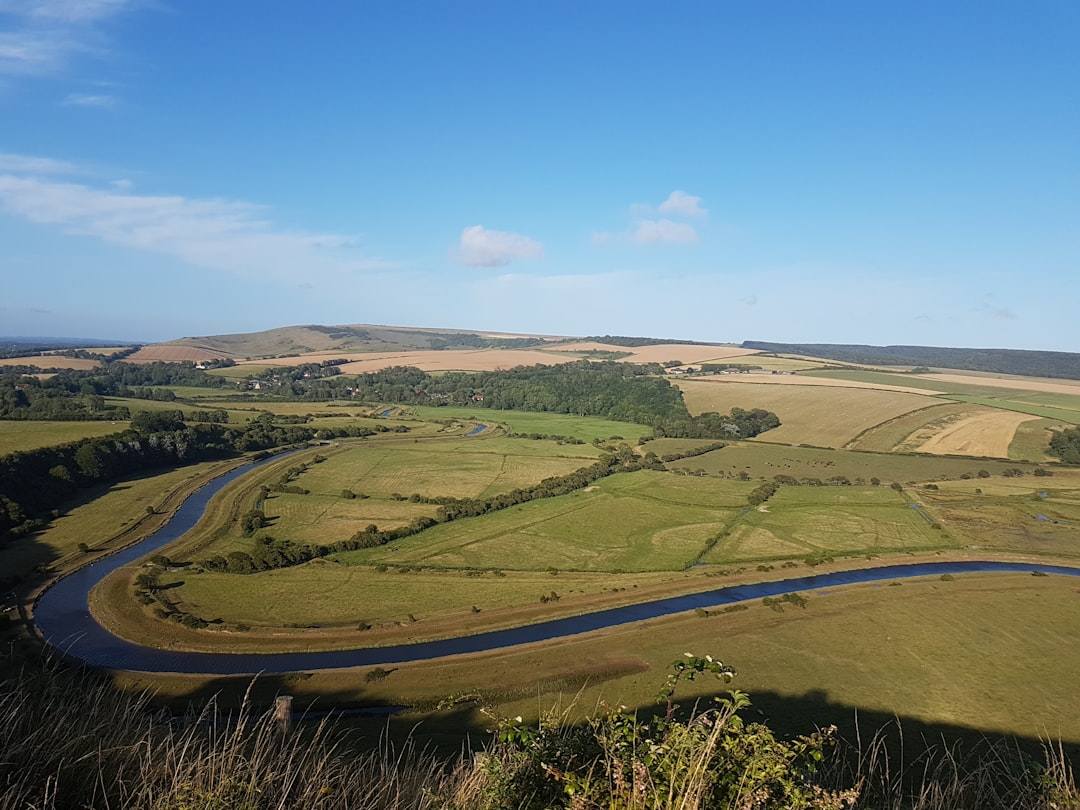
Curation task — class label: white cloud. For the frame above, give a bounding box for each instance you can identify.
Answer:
[0,151,84,174]
[658,190,707,218]
[632,218,698,244]
[0,1,136,24]
[62,91,115,107]
[455,225,544,267]
[0,0,138,78]
[0,160,395,281]
[596,190,707,247]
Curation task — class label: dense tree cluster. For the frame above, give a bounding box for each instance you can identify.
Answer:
[652,408,781,440]
[0,412,316,544]
[1049,428,1080,464]
[0,362,233,421]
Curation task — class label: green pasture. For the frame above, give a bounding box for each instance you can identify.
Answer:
[0,460,226,581]
[249,437,603,544]
[0,420,127,455]
[676,379,935,448]
[161,565,673,629]
[291,437,599,499]
[916,475,1080,559]
[666,441,1026,484]
[410,406,650,442]
[942,395,1080,424]
[104,397,242,423]
[1008,418,1064,462]
[704,484,949,564]
[486,573,1080,745]
[332,470,753,572]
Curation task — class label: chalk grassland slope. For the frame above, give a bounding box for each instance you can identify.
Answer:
[125,345,233,364]
[676,378,938,447]
[0,356,102,370]
[220,343,766,374]
[0,420,127,455]
[314,349,576,373]
[133,324,566,362]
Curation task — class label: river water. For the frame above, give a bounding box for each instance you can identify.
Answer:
[33,458,1080,675]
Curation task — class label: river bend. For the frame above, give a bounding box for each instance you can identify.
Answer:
[33,457,1080,675]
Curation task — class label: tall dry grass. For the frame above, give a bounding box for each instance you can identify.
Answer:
[1,657,1077,809]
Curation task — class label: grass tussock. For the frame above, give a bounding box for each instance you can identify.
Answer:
[1,654,1077,809]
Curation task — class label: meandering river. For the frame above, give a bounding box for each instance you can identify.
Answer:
[33,456,1080,675]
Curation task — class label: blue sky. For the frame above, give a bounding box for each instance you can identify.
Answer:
[1,1,1078,350]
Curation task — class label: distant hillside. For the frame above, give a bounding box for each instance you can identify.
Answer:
[134,324,564,361]
[742,341,1080,380]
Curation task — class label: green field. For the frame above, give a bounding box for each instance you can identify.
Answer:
[16,376,1080,750]
[705,485,948,564]
[334,470,752,572]
[259,437,603,542]
[0,420,128,455]
[411,405,651,442]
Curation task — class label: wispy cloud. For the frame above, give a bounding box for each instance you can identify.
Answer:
[0,151,84,174]
[1,1,136,24]
[0,0,139,78]
[0,155,395,281]
[595,190,707,246]
[62,91,114,107]
[454,225,544,267]
[632,218,697,244]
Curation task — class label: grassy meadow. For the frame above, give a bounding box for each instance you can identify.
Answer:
[0,420,128,455]
[10,353,1080,754]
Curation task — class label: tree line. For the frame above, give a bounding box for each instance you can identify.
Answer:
[0,411,315,546]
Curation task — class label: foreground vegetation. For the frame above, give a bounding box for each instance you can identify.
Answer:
[3,653,1078,810]
[6,334,1080,808]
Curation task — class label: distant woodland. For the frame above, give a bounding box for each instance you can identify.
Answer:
[742,341,1080,380]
